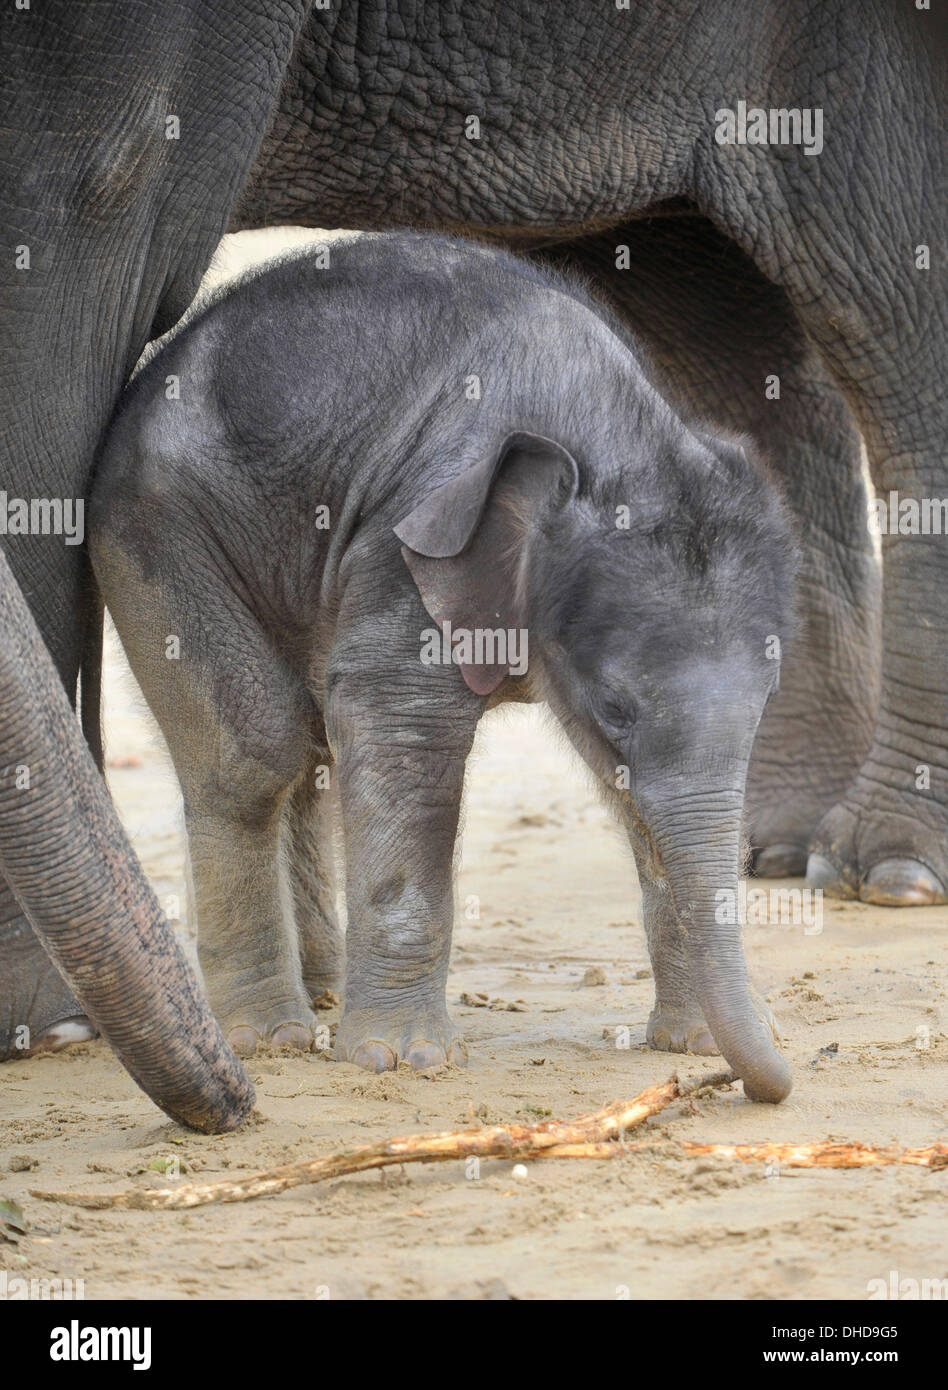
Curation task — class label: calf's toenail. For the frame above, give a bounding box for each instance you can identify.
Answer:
[270,1023,313,1050]
[227,1026,262,1057]
[349,1040,397,1073]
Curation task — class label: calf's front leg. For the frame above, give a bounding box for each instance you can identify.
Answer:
[327,661,481,1073]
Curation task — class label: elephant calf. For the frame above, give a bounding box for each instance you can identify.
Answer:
[90,232,797,1102]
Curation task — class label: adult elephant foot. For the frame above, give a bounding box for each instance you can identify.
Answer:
[807,777,948,906]
[0,917,96,1058]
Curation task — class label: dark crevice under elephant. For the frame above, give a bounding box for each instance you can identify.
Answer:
[0,0,944,1126]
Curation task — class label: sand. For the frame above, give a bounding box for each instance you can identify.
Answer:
[0,629,945,1301]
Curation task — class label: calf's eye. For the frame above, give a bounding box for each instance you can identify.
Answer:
[598,691,636,737]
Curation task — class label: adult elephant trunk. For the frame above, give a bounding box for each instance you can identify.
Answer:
[0,553,253,1132]
[650,785,792,1104]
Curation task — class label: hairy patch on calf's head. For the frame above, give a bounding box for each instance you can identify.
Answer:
[528,427,798,684]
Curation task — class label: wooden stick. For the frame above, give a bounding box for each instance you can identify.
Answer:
[32,1070,725,1211]
[541,1140,948,1169]
[34,1070,943,1212]
[669,1141,948,1170]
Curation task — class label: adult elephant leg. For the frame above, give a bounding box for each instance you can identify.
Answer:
[537,217,880,874]
[0,0,309,1086]
[805,395,947,904]
[804,361,947,903]
[697,6,947,905]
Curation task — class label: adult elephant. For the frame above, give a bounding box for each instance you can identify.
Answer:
[0,1,943,1122]
[0,0,316,1128]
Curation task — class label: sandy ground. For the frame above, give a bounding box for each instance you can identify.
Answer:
[2,232,946,1301]
[0,630,945,1301]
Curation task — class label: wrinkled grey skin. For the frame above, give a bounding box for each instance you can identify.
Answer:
[1,0,943,1120]
[0,0,317,1127]
[536,220,882,882]
[234,0,945,909]
[90,235,797,1102]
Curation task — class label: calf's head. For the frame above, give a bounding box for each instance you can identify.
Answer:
[395,425,797,1101]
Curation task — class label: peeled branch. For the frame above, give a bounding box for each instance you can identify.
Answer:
[668,1141,948,1170]
[31,1070,722,1210]
[30,1069,947,1212]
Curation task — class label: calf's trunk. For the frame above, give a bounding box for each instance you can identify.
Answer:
[652,789,792,1103]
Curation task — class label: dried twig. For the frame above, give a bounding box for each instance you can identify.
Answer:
[33,1070,727,1211]
[669,1141,948,1170]
[526,1139,948,1168]
[32,1068,943,1212]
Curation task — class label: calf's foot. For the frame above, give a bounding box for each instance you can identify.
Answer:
[28,1017,97,1052]
[647,1003,717,1055]
[334,1001,468,1072]
[219,993,319,1057]
[647,992,779,1057]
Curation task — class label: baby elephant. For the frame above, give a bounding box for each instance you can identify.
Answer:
[90,232,797,1102]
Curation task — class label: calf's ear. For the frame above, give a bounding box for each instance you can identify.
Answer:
[394,431,579,695]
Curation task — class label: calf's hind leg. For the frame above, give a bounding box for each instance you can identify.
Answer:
[184,765,316,1057]
[285,765,345,1001]
[98,537,316,1057]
